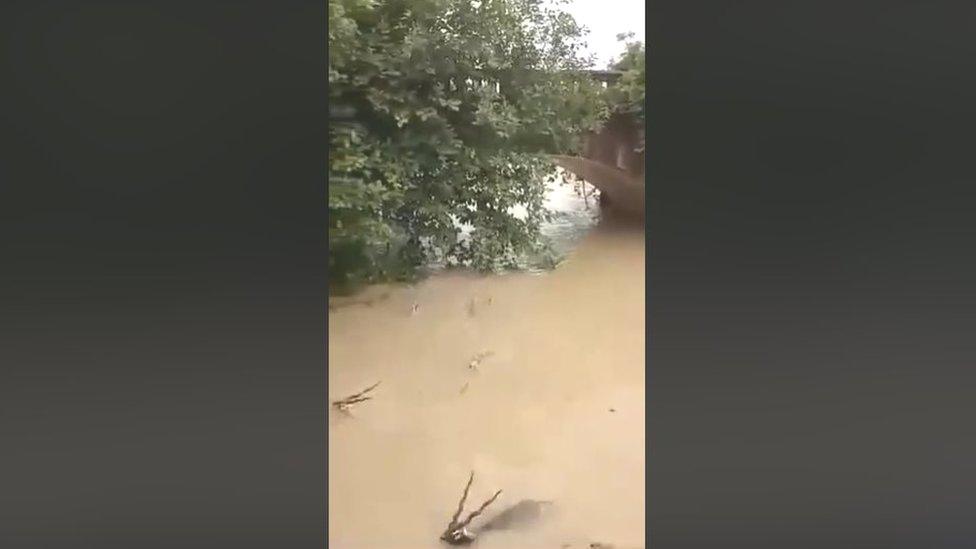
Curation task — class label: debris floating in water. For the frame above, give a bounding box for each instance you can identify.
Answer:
[467,350,495,371]
[439,470,503,545]
[331,381,381,413]
[466,296,494,317]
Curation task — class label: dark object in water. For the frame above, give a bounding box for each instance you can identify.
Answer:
[440,471,503,545]
[331,381,381,413]
[477,499,554,532]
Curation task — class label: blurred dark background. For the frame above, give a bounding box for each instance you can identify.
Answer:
[650,1,976,547]
[1,2,325,547]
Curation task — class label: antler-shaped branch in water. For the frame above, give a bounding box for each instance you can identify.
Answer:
[331,381,381,412]
[449,471,474,526]
[440,471,503,545]
[459,488,503,529]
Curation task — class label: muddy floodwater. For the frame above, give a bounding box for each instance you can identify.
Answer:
[329,183,645,549]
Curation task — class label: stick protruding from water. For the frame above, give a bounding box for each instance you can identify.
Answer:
[440,470,503,545]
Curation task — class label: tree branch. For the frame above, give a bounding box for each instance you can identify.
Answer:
[458,489,503,530]
[450,471,475,526]
[440,470,503,545]
[331,381,381,411]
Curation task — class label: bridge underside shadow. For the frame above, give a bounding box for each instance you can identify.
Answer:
[549,155,645,218]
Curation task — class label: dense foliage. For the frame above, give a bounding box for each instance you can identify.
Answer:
[606,32,645,148]
[328,0,610,292]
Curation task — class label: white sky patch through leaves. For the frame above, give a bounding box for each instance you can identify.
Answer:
[563,0,646,68]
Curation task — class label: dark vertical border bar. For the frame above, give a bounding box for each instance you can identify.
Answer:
[650,1,976,547]
[0,2,327,547]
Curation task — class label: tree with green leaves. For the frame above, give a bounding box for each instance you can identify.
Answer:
[607,32,645,140]
[329,0,609,293]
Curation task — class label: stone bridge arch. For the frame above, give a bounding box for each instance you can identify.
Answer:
[551,106,645,217]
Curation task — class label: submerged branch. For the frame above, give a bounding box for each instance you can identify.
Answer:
[331,381,382,412]
[440,470,503,545]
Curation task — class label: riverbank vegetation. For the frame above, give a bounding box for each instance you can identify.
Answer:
[329,0,643,294]
[607,32,645,149]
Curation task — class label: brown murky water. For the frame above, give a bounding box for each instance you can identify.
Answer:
[328,219,645,549]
